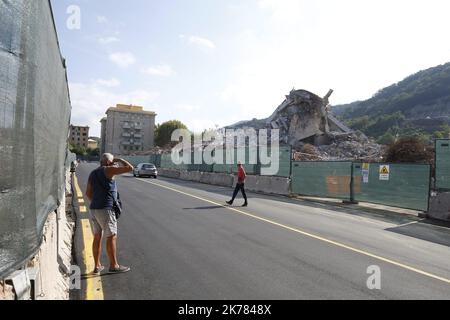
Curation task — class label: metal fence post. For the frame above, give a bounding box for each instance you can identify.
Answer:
[343,162,359,205]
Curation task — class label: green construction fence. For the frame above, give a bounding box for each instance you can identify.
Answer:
[291,161,353,200]
[352,162,431,211]
[258,145,292,177]
[290,161,431,211]
[435,139,450,190]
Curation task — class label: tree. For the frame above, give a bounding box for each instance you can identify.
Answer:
[436,123,450,139]
[155,120,188,147]
[377,132,395,145]
[69,144,87,156]
[384,137,433,163]
[433,131,445,139]
[87,147,100,157]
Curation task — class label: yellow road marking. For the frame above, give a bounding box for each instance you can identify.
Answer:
[73,175,104,300]
[137,178,450,285]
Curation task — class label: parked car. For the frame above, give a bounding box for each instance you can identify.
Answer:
[133,163,158,178]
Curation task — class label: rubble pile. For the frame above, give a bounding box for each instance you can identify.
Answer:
[139,88,384,161]
[318,132,384,161]
[293,144,321,161]
[266,90,329,146]
[227,88,384,161]
[294,132,384,161]
[228,89,335,147]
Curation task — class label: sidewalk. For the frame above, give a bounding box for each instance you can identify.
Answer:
[71,174,104,300]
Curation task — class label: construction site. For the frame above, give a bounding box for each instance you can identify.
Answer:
[2,0,450,303]
[226,88,383,161]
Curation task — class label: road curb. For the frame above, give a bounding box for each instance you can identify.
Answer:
[72,173,104,300]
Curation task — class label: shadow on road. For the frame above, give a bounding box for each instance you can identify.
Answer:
[156,176,422,225]
[386,221,450,248]
[183,206,224,210]
[126,174,450,248]
[81,272,129,280]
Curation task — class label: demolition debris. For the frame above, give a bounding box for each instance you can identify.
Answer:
[227,89,383,161]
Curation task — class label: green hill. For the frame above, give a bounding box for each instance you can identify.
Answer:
[333,62,450,144]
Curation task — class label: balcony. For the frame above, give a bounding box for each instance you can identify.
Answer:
[133,133,142,138]
[134,125,143,130]
[121,141,131,146]
[122,123,131,129]
[122,133,131,137]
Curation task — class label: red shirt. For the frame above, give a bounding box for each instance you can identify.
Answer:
[238,166,246,183]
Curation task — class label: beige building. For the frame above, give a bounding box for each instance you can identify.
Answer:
[88,139,99,150]
[100,104,156,155]
[69,125,90,149]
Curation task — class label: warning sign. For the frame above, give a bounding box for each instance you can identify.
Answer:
[379,165,390,181]
[362,163,370,183]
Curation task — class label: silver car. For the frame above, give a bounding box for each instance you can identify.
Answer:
[133,163,158,178]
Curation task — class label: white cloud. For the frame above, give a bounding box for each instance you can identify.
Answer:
[189,119,219,133]
[180,34,216,50]
[109,52,136,68]
[98,36,120,45]
[69,82,159,136]
[94,78,121,87]
[258,0,306,20]
[97,16,108,24]
[219,0,450,119]
[175,104,201,112]
[141,64,175,77]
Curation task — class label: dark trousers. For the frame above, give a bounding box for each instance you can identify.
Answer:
[231,183,247,203]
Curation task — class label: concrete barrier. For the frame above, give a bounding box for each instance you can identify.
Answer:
[159,168,289,194]
[180,170,202,182]
[238,175,291,196]
[202,172,234,187]
[158,168,181,179]
[428,191,450,221]
[199,172,215,185]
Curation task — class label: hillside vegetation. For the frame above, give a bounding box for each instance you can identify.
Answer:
[333,62,450,144]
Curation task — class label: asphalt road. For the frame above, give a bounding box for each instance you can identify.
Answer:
[76,163,450,300]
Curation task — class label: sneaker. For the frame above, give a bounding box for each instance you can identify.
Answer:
[226,201,233,205]
[108,265,131,274]
[93,266,104,274]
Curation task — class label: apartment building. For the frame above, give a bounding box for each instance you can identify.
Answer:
[69,125,90,149]
[100,104,156,155]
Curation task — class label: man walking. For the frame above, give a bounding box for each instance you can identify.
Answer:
[227,162,248,207]
[86,153,134,274]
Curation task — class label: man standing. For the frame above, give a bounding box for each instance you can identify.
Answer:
[227,162,248,207]
[86,153,134,274]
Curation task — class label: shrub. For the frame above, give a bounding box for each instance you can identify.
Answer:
[384,137,433,163]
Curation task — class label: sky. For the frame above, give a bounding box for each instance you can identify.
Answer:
[51,0,450,137]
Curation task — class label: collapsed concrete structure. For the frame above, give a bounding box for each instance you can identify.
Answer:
[266,89,354,146]
[227,89,383,161]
